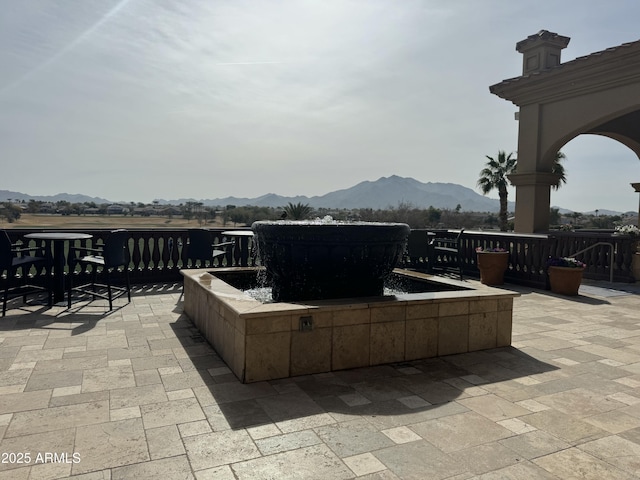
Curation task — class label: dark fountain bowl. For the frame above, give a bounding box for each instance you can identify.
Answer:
[251,220,411,302]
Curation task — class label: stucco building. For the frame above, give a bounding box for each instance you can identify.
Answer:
[490,30,640,232]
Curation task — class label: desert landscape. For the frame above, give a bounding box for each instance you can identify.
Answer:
[1,214,229,230]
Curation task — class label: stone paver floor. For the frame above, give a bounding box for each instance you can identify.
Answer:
[1,279,640,479]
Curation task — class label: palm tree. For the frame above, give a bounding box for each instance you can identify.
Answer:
[478,150,568,231]
[284,202,313,220]
[477,151,517,231]
[551,151,567,190]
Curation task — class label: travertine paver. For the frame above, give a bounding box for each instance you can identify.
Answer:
[146,424,185,460]
[498,429,570,459]
[315,419,396,457]
[72,418,149,475]
[231,444,353,480]
[5,401,110,437]
[183,429,261,470]
[0,428,75,474]
[449,441,523,475]
[0,280,640,478]
[81,366,136,393]
[111,455,194,480]
[533,447,638,480]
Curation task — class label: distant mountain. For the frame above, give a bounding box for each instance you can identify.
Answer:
[312,176,508,211]
[16,176,631,214]
[160,176,514,212]
[553,207,631,216]
[0,189,111,205]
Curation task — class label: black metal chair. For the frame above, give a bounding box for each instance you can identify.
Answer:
[187,229,234,268]
[1,230,51,317]
[403,229,431,271]
[67,229,131,310]
[428,229,465,280]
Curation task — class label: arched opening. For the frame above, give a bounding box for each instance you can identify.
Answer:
[551,135,640,213]
[542,106,640,170]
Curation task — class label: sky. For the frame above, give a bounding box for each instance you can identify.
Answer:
[2,0,640,213]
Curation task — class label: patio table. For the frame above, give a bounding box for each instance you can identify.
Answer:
[221,230,254,237]
[25,232,93,304]
[222,230,255,266]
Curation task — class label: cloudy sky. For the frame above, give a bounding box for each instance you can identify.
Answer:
[2,0,639,212]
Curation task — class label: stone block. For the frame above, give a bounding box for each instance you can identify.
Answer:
[438,315,469,355]
[498,298,513,311]
[497,310,513,347]
[438,301,469,317]
[406,302,438,320]
[332,324,370,370]
[220,318,235,365]
[333,308,371,327]
[370,321,405,365]
[212,311,223,355]
[469,299,498,314]
[370,305,406,324]
[468,312,498,351]
[232,328,246,381]
[245,315,292,335]
[291,328,332,376]
[245,332,291,383]
[405,318,438,360]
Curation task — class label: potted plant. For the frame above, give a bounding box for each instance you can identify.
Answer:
[547,257,586,295]
[615,224,640,243]
[475,246,509,285]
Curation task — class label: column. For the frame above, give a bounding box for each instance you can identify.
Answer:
[508,172,561,233]
[632,183,640,227]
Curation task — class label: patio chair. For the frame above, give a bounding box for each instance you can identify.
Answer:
[1,230,51,317]
[187,229,234,268]
[428,229,465,280]
[403,229,431,271]
[67,229,131,310]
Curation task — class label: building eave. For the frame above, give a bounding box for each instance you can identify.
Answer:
[490,39,640,106]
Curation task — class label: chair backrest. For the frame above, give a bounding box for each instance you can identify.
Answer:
[103,229,130,268]
[187,229,214,262]
[447,229,465,249]
[406,230,430,258]
[0,231,12,271]
[431,228,464,251]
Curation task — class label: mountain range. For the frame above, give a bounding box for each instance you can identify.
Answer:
[2,176,510,212]
[156,176,514,212]
[0,191,111,205]
[1,176,628,214]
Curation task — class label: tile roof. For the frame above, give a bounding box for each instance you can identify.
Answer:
[491,37,640,92]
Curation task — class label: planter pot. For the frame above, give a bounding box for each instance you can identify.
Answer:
[477,252,509,285]
[548,266,584,296]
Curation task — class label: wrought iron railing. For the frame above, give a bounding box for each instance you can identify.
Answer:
[3,228,256,289]
[2,227,637,292]
[402,229,637,288]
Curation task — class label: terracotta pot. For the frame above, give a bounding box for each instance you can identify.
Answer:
[548,266,584,296]
[477,252,509,285]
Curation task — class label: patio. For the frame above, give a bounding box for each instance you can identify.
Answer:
[0,278,640,479]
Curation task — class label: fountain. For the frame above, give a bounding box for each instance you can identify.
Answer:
[182,221,518,383]
[252,219,411,302]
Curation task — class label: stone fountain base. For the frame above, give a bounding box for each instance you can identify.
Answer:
[182,268,519,383]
